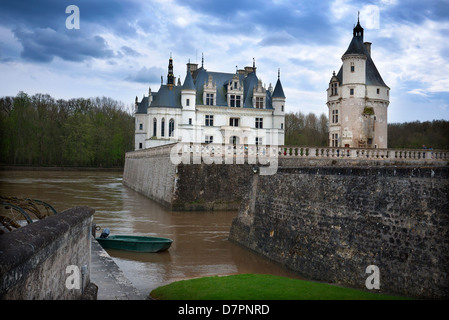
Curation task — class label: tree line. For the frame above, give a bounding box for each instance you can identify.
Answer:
[284,111,448,150]
[1,92,447,168]
[0,92,134,167]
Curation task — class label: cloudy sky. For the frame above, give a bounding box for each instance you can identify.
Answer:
[0,0,448,123]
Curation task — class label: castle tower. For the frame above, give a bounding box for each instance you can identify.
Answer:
[181,63,197,142]
[327,16,390,148]
[272,68,286,145]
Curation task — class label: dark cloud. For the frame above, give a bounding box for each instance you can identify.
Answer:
[126,66,165,84]
[121,46,141,57]
[382,0,449,24]
[13,27,114,63]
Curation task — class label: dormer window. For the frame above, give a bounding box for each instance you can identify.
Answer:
[255,97,264,109]
[206,93,214,105]
[230,95,241,107]
[331,82,338,96]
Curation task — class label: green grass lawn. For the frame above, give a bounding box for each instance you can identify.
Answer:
[150,273,410,300]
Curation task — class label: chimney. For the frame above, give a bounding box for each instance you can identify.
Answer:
[364,42,372,56]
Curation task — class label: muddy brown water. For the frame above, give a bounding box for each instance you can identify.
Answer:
[0,170,301,296]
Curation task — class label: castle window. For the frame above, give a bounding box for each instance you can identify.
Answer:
[255,137,262,145]
[230,117,239,127]
[139,143,143,149]
[169,119,175,137]
[331,133,339,147]
[331,83,338,96]
[230,95,241,107]
[205,136,213,144]
[350,88,354,95]
[281,123,284,129]
[332,110,339,124]
[189,118,192,125]
[186,98,190,106]
[161,118,165,137]
[255,97,264,109]
[206,93,214,106]
[205,115,214,126]
[255,117,263,129]
[377,88,380,94]
[281,105,284,112]
[139,123,143,130]
[153,118,157,137]
[350,63,355,72]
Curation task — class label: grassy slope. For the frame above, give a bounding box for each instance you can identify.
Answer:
[150,274,410,300]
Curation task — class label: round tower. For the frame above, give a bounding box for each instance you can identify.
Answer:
[327,16,389,149]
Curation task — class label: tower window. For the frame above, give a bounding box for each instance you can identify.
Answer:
[331,83,338,96]
[153,118,157,137]
[189,118,192,125]
[377,88,380,94]
[350,88,354,95]
[350,63,355,72]
[161,118,165,137]
[186,98,190,106]
[139,123,143,130]
[332,110,339,124]
[332,133,339,147]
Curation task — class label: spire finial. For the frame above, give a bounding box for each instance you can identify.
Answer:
[358,10,360,23]
[253,57,255,68]
[278,68,280,79]
[202,52,204,68]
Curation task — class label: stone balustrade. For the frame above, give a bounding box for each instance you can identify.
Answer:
[126,142,448,164]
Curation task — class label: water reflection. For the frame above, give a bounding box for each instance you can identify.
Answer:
[0,170,301,296]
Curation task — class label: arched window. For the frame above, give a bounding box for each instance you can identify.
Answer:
[169,119,175,137]
[161,118,165,137]
[153,118,157,137]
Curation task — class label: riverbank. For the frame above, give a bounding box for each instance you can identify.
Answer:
[0,165,123,172]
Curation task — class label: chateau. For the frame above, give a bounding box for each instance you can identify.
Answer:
[327,17,390,148]
[134,17,389,151]
[134,56,286,150]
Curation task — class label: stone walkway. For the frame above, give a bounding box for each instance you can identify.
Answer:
[90,239,147,300]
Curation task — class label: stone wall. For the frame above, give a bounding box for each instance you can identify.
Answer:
[229,166,449,299]
[0,206,95,300]
[123,143,255,210]
[123,153,177,208]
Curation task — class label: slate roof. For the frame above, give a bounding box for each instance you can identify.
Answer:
[336,24,389,88]
[272,78,286,98]
[136,64,284,112]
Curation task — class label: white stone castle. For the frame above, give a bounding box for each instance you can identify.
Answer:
[134,16,389,151]
[134,55,286,150]
[327,17,390,149]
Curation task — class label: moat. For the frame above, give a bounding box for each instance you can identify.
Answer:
[0,170,301,297]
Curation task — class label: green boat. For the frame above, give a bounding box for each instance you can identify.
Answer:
[96,234,173,253]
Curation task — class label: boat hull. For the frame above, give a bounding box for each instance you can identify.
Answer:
[96,235,173,252]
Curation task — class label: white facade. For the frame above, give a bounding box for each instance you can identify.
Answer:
[134,58,286,150]
[327,19,390,149]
